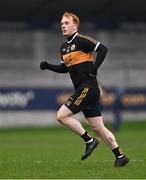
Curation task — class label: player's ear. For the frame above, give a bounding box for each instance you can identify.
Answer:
[74,23,78,31]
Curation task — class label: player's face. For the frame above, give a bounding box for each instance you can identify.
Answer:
[61,16,77,37]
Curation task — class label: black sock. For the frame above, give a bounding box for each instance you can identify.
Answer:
[112,147,124,158]
[81,131,93,143]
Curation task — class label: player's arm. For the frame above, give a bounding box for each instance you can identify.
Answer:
[40,61,68,73]
[80,36,108,75]
[93,43,108,74]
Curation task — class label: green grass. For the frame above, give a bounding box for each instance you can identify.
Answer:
[0,120,146,179]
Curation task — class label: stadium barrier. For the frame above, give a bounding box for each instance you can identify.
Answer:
[0,87,146,111]
[0,87,146,127]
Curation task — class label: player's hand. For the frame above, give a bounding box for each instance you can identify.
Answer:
[40,61,49,70]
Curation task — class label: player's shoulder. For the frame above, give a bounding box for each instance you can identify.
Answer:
[77,33,97,44]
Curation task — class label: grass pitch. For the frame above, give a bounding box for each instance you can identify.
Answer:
[0,120,146,179]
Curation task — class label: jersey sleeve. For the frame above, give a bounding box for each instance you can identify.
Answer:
[80,36,100,52]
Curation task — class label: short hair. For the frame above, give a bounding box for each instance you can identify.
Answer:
[62,12,80,27]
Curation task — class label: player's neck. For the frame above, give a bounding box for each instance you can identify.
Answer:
[67,32,78,43]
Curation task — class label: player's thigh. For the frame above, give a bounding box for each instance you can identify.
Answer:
[82,102,101,118]
[57,104,73,120]
[64,87,90,114]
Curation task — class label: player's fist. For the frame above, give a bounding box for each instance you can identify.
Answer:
[40,61,49,70]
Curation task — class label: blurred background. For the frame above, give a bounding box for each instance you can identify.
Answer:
[0,0,146,129]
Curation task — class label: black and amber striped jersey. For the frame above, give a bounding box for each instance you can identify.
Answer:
[60,32,100,89]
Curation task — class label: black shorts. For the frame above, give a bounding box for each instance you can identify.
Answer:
[64,86,101,118]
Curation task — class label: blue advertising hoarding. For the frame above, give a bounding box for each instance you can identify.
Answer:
[0,87,146,111]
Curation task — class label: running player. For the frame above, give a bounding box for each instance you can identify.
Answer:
[40,12,129,167]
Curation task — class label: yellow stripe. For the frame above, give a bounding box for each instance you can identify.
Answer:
[75,88,88,105]
[74,88,89,106]
[77,90,88,105]
[75,94,84,106]
[63,50,93,67]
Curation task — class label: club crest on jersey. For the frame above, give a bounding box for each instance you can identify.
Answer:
[71,44,76,51]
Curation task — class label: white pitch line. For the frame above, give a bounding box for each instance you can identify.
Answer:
[33,159,144,163]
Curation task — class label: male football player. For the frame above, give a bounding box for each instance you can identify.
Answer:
[40,12,129,167]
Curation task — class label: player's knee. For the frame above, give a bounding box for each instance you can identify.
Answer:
[91,124,99,132]
[56,111,65,123]
[91,124,103,133]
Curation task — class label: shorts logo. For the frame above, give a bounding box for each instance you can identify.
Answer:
[66,101,71,106]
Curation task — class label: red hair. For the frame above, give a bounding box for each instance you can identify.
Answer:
[62,12,80,27]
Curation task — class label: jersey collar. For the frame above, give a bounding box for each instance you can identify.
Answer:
[67,32,78,43]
